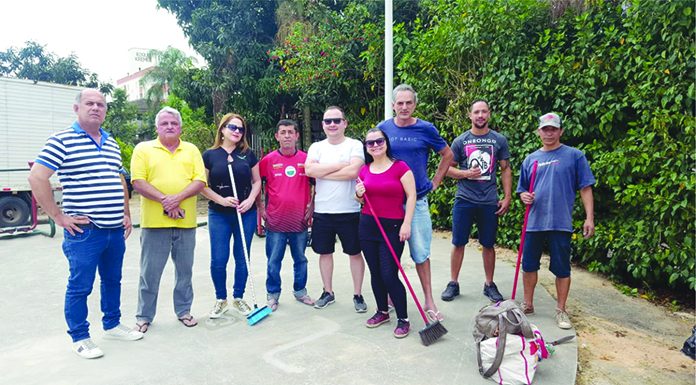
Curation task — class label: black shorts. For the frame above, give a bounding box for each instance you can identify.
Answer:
[311,212,361,256]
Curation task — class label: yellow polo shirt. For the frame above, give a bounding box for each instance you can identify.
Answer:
[131,139,206,228]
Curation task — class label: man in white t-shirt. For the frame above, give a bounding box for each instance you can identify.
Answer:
[305,106,366,312]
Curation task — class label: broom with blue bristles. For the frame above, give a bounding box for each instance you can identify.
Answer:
[228,158,271,326]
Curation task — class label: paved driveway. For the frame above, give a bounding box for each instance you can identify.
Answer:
[0,225,576,385]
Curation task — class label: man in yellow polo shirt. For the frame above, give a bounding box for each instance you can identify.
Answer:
[131,106,206,332]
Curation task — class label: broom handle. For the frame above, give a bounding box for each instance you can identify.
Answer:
[227,160,259,308]
[511,160,538,300]
[358,178,430,324]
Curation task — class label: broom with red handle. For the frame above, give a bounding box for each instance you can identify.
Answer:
[358,178,447,346]
[511,160,539,300]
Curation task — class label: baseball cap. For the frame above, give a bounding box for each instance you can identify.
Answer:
[538,113,562,129]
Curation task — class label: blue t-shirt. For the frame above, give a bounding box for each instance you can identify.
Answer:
[517,145,595,232]
[451,129,510,205]
[378,119,448,199]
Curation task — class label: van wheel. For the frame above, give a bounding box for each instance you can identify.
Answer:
[0,196,31,227]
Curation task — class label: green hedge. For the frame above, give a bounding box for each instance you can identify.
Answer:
[398,0,695,290]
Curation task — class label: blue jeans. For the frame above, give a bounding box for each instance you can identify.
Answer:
[208,208,257,299]
[265,230,309,300]
[62,225,125,342]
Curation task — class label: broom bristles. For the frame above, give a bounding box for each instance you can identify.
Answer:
[247,305,272,326]
[419,321,448,346]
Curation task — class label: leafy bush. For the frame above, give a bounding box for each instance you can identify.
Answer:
[399,0,695,291]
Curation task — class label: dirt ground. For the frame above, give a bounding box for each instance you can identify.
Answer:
[130,197,695,384]
[492,245,695,385]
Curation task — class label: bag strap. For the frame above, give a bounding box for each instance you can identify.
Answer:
[480,312,509,378]
[502,309,535,338]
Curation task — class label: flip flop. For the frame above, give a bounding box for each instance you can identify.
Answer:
[178,314,198,327]
[425,309,444,322]
[135,321,150,333]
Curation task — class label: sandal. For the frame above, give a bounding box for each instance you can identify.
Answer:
[521,302,535,315]
[425,309,444,322]
[135,321,150,333]
[178,314,198,327]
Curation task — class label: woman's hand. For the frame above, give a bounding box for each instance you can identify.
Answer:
[355,180,365,197]
[399,222,411,242]
[237,197,255,213]
[219,196,239,207]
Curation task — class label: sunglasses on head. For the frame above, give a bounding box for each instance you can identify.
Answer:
[322,118,344,125]
[225,124,245,134]
[365,138,386,148]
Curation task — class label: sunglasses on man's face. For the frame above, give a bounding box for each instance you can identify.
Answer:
[225,124,245,134]
[322,118,344,125]
[365,138,386,148]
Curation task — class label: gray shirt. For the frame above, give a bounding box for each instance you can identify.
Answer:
[451,129,510,205]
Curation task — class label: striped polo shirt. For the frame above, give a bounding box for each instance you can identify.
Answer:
[35,122,125,228]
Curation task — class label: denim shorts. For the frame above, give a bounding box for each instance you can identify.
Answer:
[406,197,432,264]
[311,212,361,256]
[451,198,498,248]
[522,231,572,278]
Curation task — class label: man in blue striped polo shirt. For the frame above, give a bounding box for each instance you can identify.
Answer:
[29,89,143,359]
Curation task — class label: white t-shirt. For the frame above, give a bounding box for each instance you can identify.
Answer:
[307,137,364,214]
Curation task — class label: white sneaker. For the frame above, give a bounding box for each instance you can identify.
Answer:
[72,338,104,359]
[104,323,144,341]
[232,298,252,316]
[209,299,229,319]
[555,309,573,329]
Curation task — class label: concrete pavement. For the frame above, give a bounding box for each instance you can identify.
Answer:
[0,224,577,385]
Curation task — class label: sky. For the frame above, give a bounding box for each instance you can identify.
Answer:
[0,0,202,83]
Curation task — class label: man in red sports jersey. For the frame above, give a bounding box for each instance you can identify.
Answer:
[258,119,315,311]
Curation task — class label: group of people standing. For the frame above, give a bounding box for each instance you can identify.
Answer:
[29,83,595,360]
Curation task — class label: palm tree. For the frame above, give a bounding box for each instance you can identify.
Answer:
[140,47,196,107]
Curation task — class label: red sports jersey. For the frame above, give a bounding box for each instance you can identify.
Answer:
[259,149,312,232]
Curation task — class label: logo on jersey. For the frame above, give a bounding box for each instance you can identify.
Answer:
[285,165,297,177]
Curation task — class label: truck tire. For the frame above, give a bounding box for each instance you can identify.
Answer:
[0,196,31,227]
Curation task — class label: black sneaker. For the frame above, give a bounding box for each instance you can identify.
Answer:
[483,282,504,302]
[353,294,367,313]
[314,291,335,309]
[441,281,460,301]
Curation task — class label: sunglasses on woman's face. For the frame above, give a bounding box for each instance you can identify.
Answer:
[365,138,386,148]
[322,118,344,125]
[225,124,245,134]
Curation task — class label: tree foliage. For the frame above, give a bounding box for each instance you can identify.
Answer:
[132,0,693,292]
[0,41,112,92]
[140,47,197,107]
[399,0,695,291]
[158,0,280,130]
[104,88,140,144]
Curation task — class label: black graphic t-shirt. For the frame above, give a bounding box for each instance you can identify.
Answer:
[451,129,510,205]
[202,146,258,212]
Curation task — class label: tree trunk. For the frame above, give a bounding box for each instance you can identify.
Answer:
[302,104,312,151]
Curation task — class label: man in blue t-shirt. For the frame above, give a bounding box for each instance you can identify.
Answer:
[442,100,512,303]
[378,84,454,322]
[517,112,595,329]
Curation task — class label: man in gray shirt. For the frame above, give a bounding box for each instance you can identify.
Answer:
[442,99,512,302]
